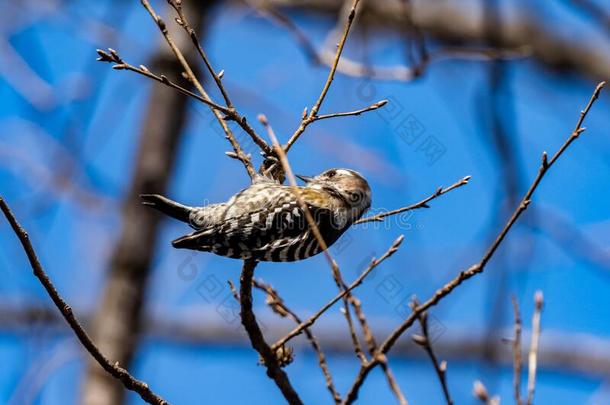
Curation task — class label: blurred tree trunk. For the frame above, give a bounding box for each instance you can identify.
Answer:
[80,3,213,405]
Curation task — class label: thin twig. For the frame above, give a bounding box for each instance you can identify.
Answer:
[341,81,605,405]
[354,176,471,224]
[412,300,452,405]
[167,0,234,108]
[138,0,261,179]
[526,291,544,405]
[260,113,367,363]
[283,0,362,152]
[272,235,404,349]
[97,48,257,173]
[96,49,231,114]
[0,198,169,405]
[350,295,408,405]
[253,279,342,404]
[166,0,273,156]
[512,295,523,405]
[239,259,303,405]
[312,100,388,122]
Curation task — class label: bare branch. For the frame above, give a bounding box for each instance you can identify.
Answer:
[349,296,408,405]
[97,49,232,115]
[246,0,531,82]
[167,0,234,108]
[312,100,388,122]
[354,176,471,225]
[341,81,605,404]
[136,0,264,179]
[272,235,404,349]
[412,300,452,405]
[0,198,169,405]
[512,296,523,405]
[283,0,363,152]
[526,291,544,405]
[255,0,610,83]
[253,279,342,403]
[165,0,273,156]
[261,112,368,363]
[239,260,303,405]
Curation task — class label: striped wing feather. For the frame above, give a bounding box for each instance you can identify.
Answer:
[172,186,339,261]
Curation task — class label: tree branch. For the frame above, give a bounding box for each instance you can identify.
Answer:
[272,235,404,349]
[512,296,523,405]
[96,48,232,115]
[262,113,369,363]
[341,81,605,404]
[350,295,408,405]
[283,0,363,152]
[136,0,264,179]
[0,198,169,405]
[166,0,273,156]
[526,291,544,405]
[412,300,452,405]
[354,176,470,225]
[254,0,610,83]
[253,278,342,403]
[247,0,531,82]
[168,0,234,109]
[239,259,303,405]
[312,100,388,122]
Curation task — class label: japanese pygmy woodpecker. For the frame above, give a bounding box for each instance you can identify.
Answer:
[141,168,371,262]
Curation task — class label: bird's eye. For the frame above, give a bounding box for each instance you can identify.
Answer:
[327,170,336,178]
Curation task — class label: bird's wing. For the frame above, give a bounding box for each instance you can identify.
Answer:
[171,187,337,260]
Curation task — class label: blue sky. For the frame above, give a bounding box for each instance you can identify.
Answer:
[1,1,610,404]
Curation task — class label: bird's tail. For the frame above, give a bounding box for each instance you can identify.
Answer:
[140,194,192,223]
[171,232,205,250]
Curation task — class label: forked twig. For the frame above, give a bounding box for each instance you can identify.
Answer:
[96,49,230,115]
[412,300,452,405]
[165,0,273,156]
[253,279,341,403]
[349,295,408,405]
[167,0,234,109]
[272,235,404,349]
[260,113,368,363]
[341,82,605,404]
[283,0,363,152]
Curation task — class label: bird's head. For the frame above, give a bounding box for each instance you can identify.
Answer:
[296,168,372,219]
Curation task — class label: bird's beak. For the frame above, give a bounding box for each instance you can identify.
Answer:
[296,174,314,183]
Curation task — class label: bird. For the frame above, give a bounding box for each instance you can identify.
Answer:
[140,168,371,262]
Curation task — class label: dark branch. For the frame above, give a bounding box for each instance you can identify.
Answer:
[354,176,471,224]
[412,300,452,405]
[341,81,605,404]
[512,296,523,405]
[239,260,303,405]
[253,279,341,403]
[0,198,169,405]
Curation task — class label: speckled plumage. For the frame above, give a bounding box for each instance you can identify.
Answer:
[141,168,371,262]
